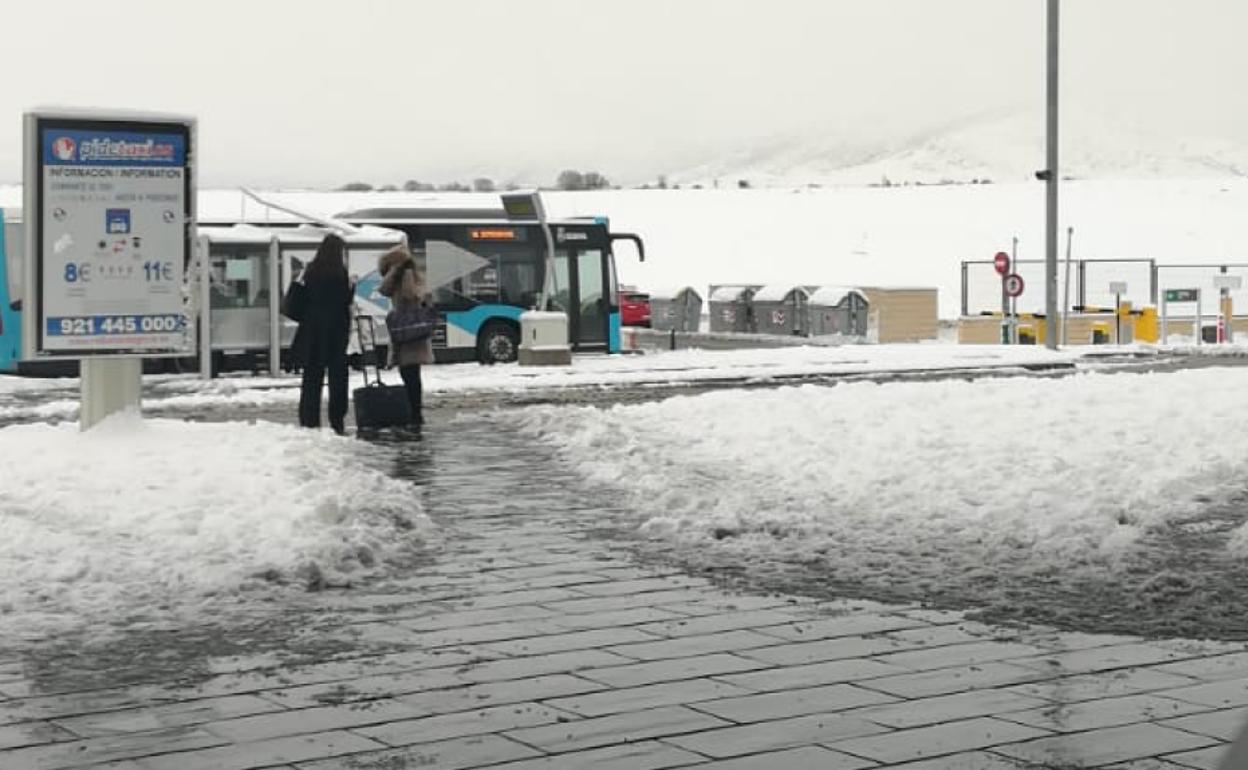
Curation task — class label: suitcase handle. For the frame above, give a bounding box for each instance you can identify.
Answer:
[354,314,386,387]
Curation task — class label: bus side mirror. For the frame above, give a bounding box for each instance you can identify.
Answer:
[610,233,645,262]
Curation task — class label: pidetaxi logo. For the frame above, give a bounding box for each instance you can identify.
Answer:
[51,137,76,161]
[79,137,176,162]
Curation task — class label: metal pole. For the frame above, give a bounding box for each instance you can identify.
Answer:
[1161,297,1168,345]
[198,235,213,379]
[961,262,969,317]
[1000,257,1009,344]
[1044,0,1060,350]
[1196,291,1203,346]
[268,237,281,376]
[1011,237,1019,344]
[1115,293,1121,344]
[1062,226,1073,346]
[80,358,142,431]
[1221,265,1232,344]
[539,222,556,312]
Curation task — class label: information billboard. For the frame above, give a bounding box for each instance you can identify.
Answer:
[23,111,195,358]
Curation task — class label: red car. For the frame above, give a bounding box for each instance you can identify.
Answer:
[619,291,651,327]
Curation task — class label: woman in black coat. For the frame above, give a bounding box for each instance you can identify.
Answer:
[296,234,353,434]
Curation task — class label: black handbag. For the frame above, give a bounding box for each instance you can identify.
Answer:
[386,305,435,344]
[282,281,309,322]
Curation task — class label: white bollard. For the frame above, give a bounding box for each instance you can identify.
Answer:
[80,358,142,431]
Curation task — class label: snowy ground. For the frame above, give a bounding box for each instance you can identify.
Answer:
[0,413,430,644]
[4,349,1248,767]
[2,345,1247,643]
[0,344,1111,425]
[512,367,1248,637]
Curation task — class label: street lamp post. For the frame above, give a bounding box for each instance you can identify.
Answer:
[1044,0,1060,349]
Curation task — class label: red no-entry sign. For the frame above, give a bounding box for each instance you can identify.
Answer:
[1004,273,1025,298]
[994,251,1010,276]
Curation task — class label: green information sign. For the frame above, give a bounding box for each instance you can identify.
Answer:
[1164,289,1199,303]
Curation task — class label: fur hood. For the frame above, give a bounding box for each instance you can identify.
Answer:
[377,246,426,305]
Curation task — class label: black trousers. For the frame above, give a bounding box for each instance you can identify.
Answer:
[399,364,423,424]
[299,342,348,430]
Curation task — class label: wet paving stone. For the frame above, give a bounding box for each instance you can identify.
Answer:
[0,407,1245,768]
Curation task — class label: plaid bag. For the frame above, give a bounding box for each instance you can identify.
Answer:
[386,304,435,344]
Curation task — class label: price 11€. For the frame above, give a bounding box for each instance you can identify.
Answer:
[144,261,174,281]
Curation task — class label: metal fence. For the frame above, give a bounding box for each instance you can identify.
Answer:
[963,257,1248,320]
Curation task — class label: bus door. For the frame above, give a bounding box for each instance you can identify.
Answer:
[554,226,612,350]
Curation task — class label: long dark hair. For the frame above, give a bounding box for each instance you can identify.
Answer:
[304,234,348,282]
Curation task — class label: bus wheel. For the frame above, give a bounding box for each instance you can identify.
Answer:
[478,321,519,365]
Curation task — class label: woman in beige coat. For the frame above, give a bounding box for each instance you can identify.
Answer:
[378,245,435,425]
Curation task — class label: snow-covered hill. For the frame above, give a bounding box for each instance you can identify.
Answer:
[672,111,1248,188]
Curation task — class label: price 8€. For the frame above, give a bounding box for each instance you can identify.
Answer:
[62,262,173,283]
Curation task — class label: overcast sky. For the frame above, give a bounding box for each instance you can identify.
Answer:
[0,0,1243,188]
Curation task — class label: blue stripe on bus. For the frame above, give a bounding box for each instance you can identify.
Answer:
[609,311,621,353]
[444,304,525,337]
[0,210,18,374]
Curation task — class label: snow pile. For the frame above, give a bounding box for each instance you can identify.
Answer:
[514,369,1248,594]
[0,414,429,641]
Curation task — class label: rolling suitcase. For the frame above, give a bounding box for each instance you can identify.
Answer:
[352,315,412,430]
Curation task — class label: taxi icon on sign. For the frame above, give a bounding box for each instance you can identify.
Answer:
[106,209,131,235]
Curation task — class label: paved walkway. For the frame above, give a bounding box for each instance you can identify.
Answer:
[2,432,1248,769]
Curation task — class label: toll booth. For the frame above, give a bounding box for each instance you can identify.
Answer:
[650,286,703,332]
[196,224,405,376]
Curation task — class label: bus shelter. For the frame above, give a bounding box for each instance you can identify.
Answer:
[650,286,703,332]
[195,224,405,377]
[752,284,812,336]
